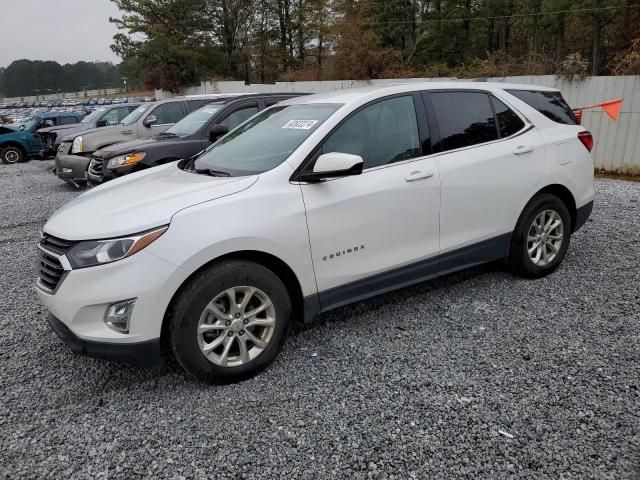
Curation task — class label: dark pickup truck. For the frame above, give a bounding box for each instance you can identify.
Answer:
[86,93,305,184]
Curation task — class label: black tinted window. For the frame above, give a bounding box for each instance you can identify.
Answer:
[506,89,577,125]
[152,102,184,124]
[492,97,525,137]
[187,99,216,111]
[430,92,498,152]
[323,95,421,169]
[222,105,259,130]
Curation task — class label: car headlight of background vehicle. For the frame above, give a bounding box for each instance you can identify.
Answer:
[71,136,83,153]
[107,152,146,169]
[66,226,167,269]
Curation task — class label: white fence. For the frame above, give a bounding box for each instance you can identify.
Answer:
[2,88,123,103]
[159,75,640,174]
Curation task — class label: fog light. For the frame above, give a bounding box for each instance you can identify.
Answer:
[62,168,73,173]
[104,299,136,333]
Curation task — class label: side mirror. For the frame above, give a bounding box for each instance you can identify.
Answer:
[95,119,108,128]
[143,114,157,127]
[208,124,229,142]
[298,152,364,182]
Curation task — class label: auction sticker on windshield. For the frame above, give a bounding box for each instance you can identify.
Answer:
[282,120,318,129]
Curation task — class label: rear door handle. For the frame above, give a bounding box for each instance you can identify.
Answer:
[514,145,534,155]
[122,130,133,135]
[405,170,434,182]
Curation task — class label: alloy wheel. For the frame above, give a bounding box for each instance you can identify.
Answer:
[527,209,564,267]
[197,286,276,367]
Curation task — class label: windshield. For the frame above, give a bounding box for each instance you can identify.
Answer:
[194,104,339,175]
[82,107,107,124]
[21,117,39,131]
[121,103,151,126]
[167,104,223,136]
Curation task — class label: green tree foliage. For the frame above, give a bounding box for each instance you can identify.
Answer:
[0,60,122,97]
[107,0,640,88]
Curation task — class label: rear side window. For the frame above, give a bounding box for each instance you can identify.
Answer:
[491,97,525,137]
[506,89,577,125]
[429,92,498,152]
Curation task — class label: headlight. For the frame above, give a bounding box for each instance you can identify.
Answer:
[66,226,168,269]
[107,151,146,169]
[71,136,83,153]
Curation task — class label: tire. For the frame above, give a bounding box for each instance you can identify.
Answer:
[0,145,25,164]
[508,193,572,279]
[169,260,292,384]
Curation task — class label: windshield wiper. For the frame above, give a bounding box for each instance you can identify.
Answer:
[194,168,231,177]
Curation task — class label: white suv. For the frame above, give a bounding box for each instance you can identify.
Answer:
[36,83,594,383]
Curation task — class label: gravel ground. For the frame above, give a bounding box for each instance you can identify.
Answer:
[0,160,638,480]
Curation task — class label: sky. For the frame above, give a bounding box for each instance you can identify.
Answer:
[1,0,122,67]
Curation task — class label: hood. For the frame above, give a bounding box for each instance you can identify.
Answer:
[44,163,258,240]
[0,125,19,135]
[38,123,83,135]
[60,124,117,142]
[96,135,174,158]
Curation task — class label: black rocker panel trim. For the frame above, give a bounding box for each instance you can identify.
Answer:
[304,232,511,316]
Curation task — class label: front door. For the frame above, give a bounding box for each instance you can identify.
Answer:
[300,94,440,309]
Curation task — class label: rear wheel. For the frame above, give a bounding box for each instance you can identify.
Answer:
[0,146,25,164]
[508,194,572,278]
[169,260,291,384]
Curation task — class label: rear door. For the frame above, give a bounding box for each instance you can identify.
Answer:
[424,90,546,255]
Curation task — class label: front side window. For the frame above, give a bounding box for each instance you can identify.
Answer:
[121,103,151,126]
[194,104,339,175]
[430,92,498,152]
[322,95,421,169]
[100,109,122,126]
[82,107,107,123]
[221,105,259,131]
[59,116,77,125]
[151,102,185,125]
[167,104,223,136]
[492,97,525,137]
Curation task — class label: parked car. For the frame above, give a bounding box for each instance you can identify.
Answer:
[36,83,594,383]
[39,103,141,160]
[0,111,84,164]
[87,93,305,185]
[55,95,244,186]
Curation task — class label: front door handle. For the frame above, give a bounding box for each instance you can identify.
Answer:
[405,170,434,182]
[122,130,133,135]
[514,145,534,155]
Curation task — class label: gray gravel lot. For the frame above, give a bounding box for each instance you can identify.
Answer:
[0,160,639,479]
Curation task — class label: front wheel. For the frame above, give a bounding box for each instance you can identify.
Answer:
[0,146,25,164]
[169,260,291,384]
[508,194,572,278]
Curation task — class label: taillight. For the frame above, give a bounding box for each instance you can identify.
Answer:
[578,131,593,152]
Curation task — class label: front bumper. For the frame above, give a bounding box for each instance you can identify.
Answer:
[55,154,91,185]
[36,248,184,363]
[47,313,162,367]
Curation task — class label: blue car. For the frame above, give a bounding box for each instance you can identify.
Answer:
[0,112,84,164]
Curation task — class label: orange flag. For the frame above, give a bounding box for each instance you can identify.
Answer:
[581,99,624,123]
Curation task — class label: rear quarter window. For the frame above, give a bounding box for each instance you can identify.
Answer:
[506,89,577,125]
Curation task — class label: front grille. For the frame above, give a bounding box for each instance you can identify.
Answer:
[37,234,76,293]
[46,133,56,149]
[38,250,65,292]
[88,157,103,176]
[58,142,71,155]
